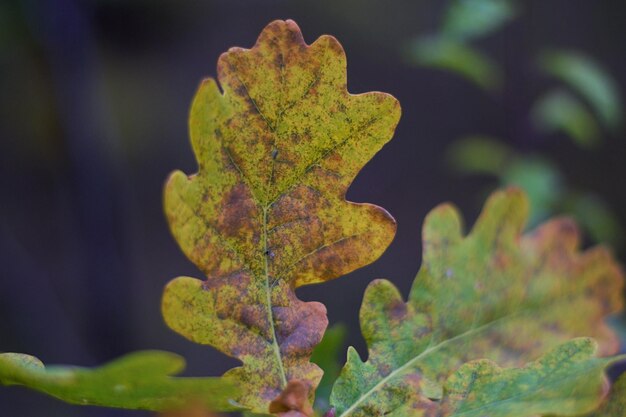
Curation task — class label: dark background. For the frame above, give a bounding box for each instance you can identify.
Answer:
[1,1,625,416]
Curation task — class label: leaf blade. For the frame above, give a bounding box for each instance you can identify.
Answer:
[331,188,623,417]
[441,339,613,417]
[0,351,238,411]
[162,20,400,412]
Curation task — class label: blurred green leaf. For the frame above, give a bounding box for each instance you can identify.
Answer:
[446,136,512,176]
[443,0,518,41]
[562,192,624,249]
[311,324,347,412]
[532,89,601,148]
[0,351,239,411]
[539,51,623,130]
[448,136,624,245]
[406,37,501,91]
[446,137,564,226]
[501,157,564,226]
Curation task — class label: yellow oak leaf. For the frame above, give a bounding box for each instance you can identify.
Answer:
[162,20,400,413]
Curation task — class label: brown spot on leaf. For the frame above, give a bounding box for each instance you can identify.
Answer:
[388,300,407,321]
[216,183,259,239]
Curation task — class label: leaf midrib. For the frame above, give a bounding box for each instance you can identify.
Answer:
[224,47,387,393]
[337,317,511,417]
[262,204,288,388]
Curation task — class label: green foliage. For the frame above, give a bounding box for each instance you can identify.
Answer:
[330,188,623,417]
[531,89,601,148]
[406,37,501,91]
[538,51,623,130]
[407,0,623,149]
[1,19,624,417]
[447,137,624,247]
[425,1,624,251]
[447,137,563,226]
[442,0,517,41]
[444,136,510,176]
[311,324,347,412]
[439,339,616,417]
[0,351,238,411]
[405,0,517,91]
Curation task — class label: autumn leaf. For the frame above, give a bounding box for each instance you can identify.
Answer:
[0,351,238,411]
[435,338,616,417]
[330,188,624,417]
[389,338,618,417]
[161,20,400,413]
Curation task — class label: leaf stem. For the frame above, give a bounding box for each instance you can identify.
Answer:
[263,205,288,388]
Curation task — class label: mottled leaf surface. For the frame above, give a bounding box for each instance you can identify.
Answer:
[161,20,399,413]
[436,339,614,417]
[331,188,623,417]
[0,351,237,411]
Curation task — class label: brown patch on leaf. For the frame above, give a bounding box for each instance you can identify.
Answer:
[388,299,407,321]
[217,183,259,239]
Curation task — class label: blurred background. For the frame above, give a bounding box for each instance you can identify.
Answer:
[1,0,625,415]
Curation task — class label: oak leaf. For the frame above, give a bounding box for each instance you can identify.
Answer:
[330,188,624,417]
[161,19,400,412]
[433,338,616,417]
[0,351,238,411]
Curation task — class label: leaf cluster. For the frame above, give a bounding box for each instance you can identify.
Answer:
[1,19,624,417]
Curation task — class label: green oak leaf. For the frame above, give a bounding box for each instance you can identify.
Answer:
[161,19,399,413]
[330,188,624,417]
[0,351,238,411]
[436,338,616,417]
